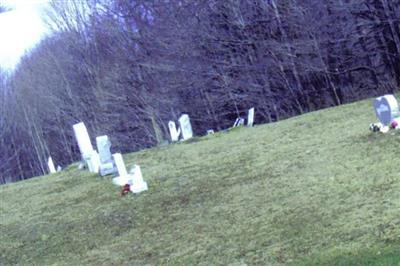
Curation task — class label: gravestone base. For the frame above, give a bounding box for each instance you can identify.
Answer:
[83,151,100,173]
[112,175,131,186]
[99,162,116,176]
[130,181,148,194]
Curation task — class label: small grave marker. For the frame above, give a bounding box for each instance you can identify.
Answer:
[168,121,181,142]
[129,165,148,194]
[47,156,56,174]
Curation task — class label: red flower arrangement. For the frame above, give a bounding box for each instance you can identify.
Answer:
[121,184,131,196]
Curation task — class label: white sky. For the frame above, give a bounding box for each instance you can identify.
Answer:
[0,0,49,70]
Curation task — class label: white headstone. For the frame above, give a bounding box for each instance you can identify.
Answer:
[374,95,399,126]
[73,122,94,157]
[56,165,62,172]
[179,114,193,140]
[207,129,215,135]
[247,107,255,127]
[168,121,181,142]
[47,156,56,174]
[129,165,148,194]
[73,122,100,173]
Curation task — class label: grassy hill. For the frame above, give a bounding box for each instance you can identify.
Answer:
[1,98,399,265]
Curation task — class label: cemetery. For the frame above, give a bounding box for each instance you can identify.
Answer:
[2,1,400,264]
[1,96,400,265]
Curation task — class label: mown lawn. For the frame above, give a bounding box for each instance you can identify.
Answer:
[1,98,399,265]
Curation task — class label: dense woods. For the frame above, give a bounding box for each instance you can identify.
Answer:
[0,0,399,183]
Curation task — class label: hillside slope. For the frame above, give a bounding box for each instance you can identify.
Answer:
[1,98,399,265]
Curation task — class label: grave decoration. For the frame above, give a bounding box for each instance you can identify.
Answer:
[247,107,255,127]
[369,122,383,133]
[73,122,100,173]
[179,114,193,141]
[96,135,116,176]
[168,121,181,142]
[370,94,400,133]
[47,156,56,174]
[390,118,400,130]
[112,153,148,194]
[121,184,131,196]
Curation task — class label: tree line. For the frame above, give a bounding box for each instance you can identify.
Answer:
[0,0,399,183]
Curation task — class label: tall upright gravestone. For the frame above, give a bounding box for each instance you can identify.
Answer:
[179,114,193,140]
[96,135,116,176]
[374,95,399,126]
[73,122,100,173]
[247,107,255,127]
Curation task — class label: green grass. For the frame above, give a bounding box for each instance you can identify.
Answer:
[1,98,400,265]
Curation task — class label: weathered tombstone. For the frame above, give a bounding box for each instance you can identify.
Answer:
[207,129,215,135]
[374,95,399,126]
[72,122,100,173]
[129,165,148,193]
[179,114,193,140]
[168,121,181,142]
[47,156,56,174]
[247,107,255,127]
[96,135,116,176]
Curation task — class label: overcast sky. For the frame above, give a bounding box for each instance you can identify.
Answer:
[0,0,49,70]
